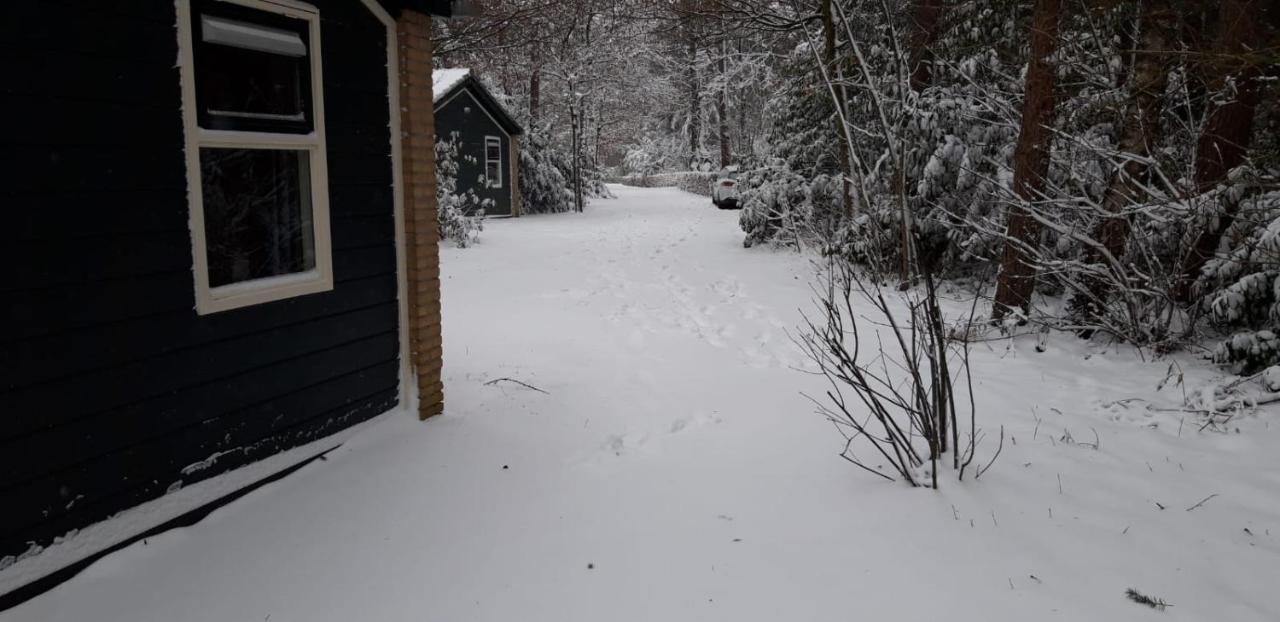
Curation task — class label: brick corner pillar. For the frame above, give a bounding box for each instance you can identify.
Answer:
[397,10,444,420]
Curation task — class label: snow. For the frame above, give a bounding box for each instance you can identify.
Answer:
[0,415,385,596]
[4,185,1280,621]
[432,68,470,102]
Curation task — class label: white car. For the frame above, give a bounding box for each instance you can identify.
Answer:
[711,178,740,209]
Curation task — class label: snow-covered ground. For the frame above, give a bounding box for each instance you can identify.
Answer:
[5,185,1279,621]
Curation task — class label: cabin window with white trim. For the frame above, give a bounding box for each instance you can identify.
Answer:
[178,0,333,314]
[484,136,502,188]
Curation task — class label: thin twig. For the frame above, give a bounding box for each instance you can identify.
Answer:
[483,377,551,394]
[1185,493,1219,512]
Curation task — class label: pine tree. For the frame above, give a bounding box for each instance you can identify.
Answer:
[992,0,1063,320]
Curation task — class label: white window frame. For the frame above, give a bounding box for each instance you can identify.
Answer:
[177,0,333,315]
[484,135,503,189]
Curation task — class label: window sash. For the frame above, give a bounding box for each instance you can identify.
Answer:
[193,0,314,134]
[178,0,332,315]
[484,136,502,188]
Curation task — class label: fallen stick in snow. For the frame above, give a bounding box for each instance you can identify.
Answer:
[484,377,550,394]
[1185,493,1219,512]
[1125,588,1171,611]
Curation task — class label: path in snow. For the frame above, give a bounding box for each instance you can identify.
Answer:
[5,185,1278,622]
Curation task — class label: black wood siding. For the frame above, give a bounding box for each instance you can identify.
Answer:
[434,89,513,216]
[0,0,401,561]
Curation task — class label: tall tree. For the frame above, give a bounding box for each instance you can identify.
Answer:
[992,0,1064,320]
[1073,1,1178,321]
[1173,0,1269,301]
[718,39,731,168]
[908,0,944,92]
[820,0,852,216]
[529,54,542,126]
[682,1,703,167]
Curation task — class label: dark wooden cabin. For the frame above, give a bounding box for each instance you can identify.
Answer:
[433,68,524,217]
[1,0,461,604]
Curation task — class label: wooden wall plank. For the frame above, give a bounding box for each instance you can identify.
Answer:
[1,303,398,440]
[0,336,399,492]
[1,387,399,558]
[2,278,397,390]
[0,0,405,562]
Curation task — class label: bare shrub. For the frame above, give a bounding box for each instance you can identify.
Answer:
[797,259,1000,488]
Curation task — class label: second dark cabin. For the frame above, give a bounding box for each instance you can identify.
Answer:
[432,68,523,217]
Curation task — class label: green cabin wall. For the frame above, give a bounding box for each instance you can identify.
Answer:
[434,88,514,216]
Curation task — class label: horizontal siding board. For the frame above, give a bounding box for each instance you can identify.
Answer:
[0,345,399,493]
[0,352,398,536]
[334,244,396,282]
[4,0,177,24]
[2,150,188,200]
[330,184,394,215]
[328,123,394,155]
[8,190,188,244]
[3,265,396,345]
[327,150,394,186]
[5,180,389,244]
[332,213,396,250]
[1,50,180,107]
[319,29,386,76]
[1,385,398,555]
[4,234,192,291]
[0,5,176,60]
[2,274,398,390]
[3,273,195,342]
[2,95,183,148]
[4,224,393,291]
[324,87,392,128]
[1,303,398,441]
[320,4,390,40]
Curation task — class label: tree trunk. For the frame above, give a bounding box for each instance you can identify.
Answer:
[529,67,541,126]
[1074,1,1177,321]
[908,0,945,92]
[498,29,510,94]
[992,0,1063,320]
[821,0,836,60]
[821,0,852,218]
[570,99,582,212]
[594,102,604,167]
[1178,0,1219,124]
[721,40,732,168]
[1173,0,1265,301]
[736,37,748,157]
[688,35,701,168]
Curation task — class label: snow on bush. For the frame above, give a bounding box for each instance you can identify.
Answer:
[721,0,1280,376]
[435,133,488,248]
[517,128,575,214]
[517,127,614,213]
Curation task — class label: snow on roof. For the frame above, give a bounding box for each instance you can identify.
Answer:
[432,68,470,102]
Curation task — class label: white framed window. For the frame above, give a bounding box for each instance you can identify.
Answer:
[177,0,333,315]
[484,136,502,188]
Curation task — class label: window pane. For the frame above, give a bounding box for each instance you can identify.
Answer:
[197,14,310,131]
[485,139,501,186]
[200,148,316,288]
